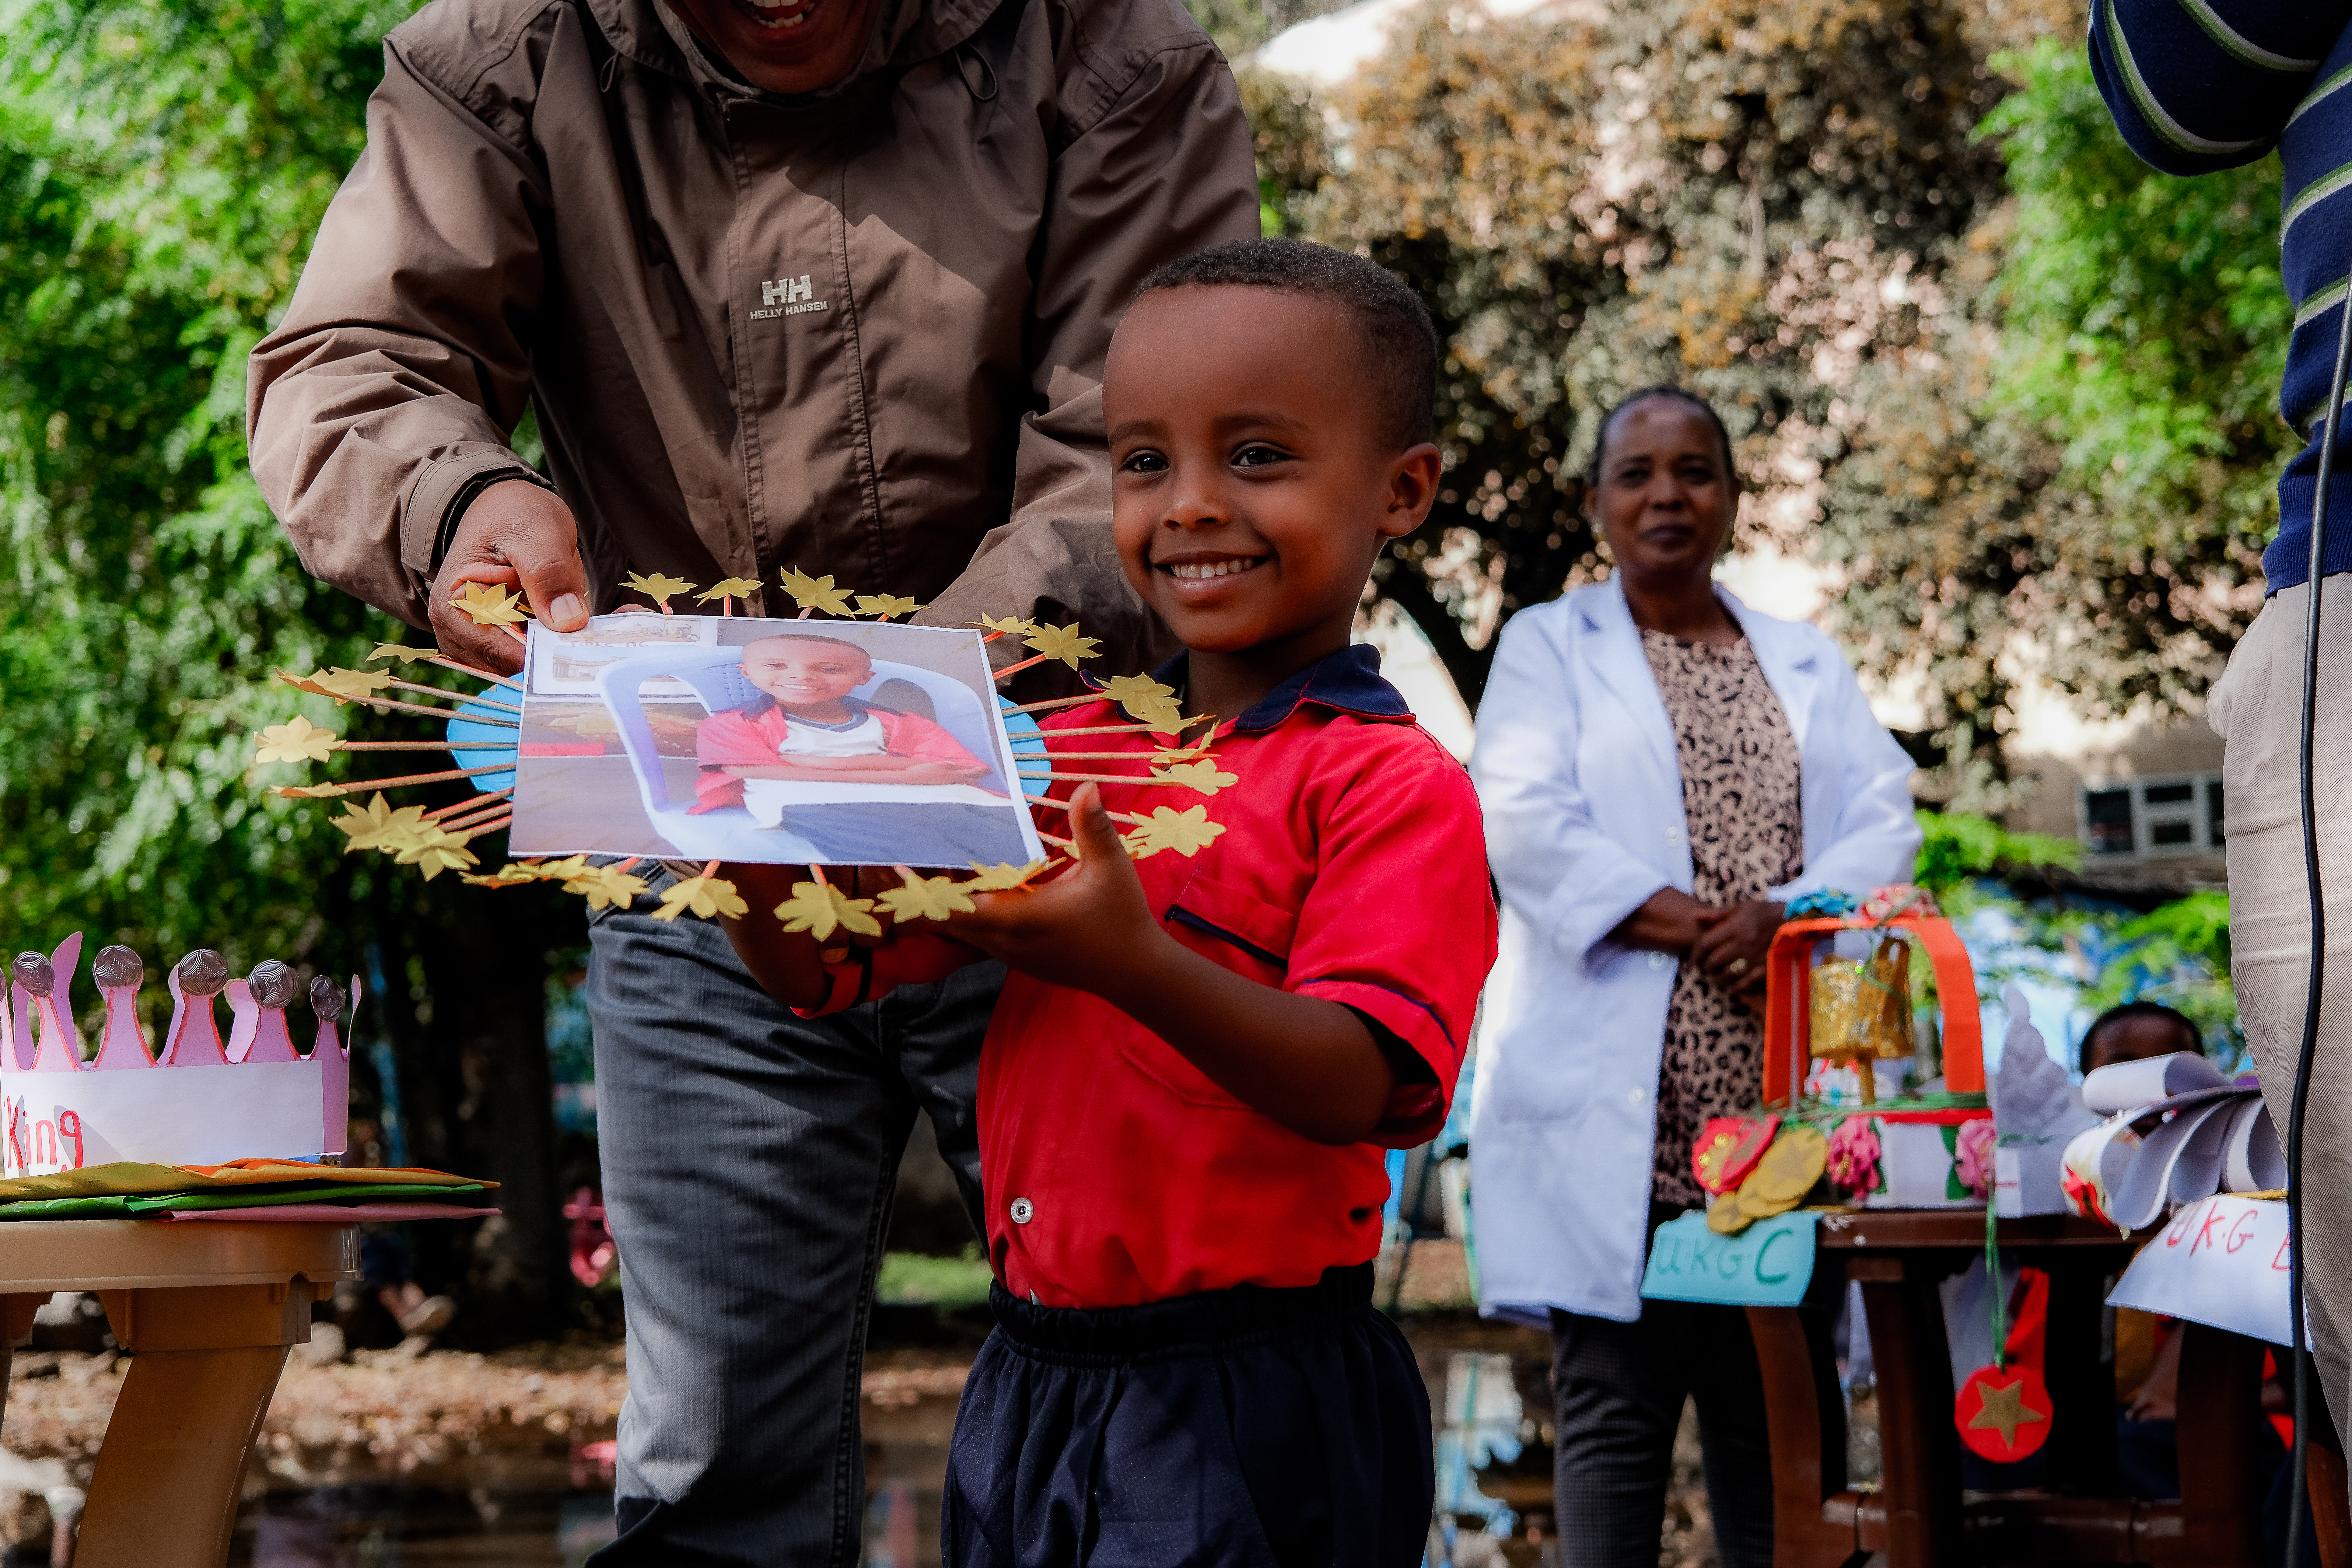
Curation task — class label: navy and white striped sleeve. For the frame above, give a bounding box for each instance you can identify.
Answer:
[2088,0,2350,175]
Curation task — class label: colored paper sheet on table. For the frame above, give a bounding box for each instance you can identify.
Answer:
[0,1181,491,1220]
[156,1203,499,1223]
[1641,1209,1818,1306]
[2107,1195,2306,1348]
[0,1159,494,1203]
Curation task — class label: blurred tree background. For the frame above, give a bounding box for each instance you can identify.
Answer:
[0,0,2273,1334]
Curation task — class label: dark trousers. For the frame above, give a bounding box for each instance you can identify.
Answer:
[583,875,1004,1566]
[946,1264,1432,1567]
[1550,1209,1775,1568]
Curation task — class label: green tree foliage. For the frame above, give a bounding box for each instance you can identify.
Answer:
[1262,1,2287,814]
[0,0,570,1335]
[1913,807,2081,904]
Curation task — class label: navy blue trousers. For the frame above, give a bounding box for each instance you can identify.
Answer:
[944,1264,1432,1568]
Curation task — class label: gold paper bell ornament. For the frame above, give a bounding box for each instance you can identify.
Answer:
[1810,935,1912,1103]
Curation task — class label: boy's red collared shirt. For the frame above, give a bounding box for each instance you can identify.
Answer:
[811,645,1497,1309]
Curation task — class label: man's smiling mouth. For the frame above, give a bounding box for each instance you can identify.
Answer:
[732,0,820,30]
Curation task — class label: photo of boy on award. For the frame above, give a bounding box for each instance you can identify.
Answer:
[506,614,1044,867]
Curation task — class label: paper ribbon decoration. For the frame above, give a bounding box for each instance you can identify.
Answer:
[1956,1364,2053,1462]
[1692,1115,1779,1196]
[2060,1050,2282,1230]
[1710,1123,1827,1232]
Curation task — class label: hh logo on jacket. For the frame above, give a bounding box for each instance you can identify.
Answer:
[753,275,826,321]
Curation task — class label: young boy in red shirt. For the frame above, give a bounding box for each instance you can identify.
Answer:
[724,238,1496,1565]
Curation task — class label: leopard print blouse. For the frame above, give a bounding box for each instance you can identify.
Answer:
[1641,629,1804,1209]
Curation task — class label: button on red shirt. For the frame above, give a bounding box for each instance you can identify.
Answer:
[814,645,1497,1308]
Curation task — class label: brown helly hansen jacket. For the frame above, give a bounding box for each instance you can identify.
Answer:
[247,0,1258,671]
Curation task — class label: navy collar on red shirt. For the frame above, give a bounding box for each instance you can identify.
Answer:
[1143,643,1415,734]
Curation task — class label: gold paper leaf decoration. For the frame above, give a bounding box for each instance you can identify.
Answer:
[274,782,348,799]
[961,859,1050,892]
[650,874,749,922]
[328,795,428,853]
[777,567,854,617]
[774,881,884,941]
[254,716,339,765]
[369,642,441,664]
[977,614,1037,637]
[390,825,480,880]
[623,571,697,610]
[564,864,649,912]
[1125,805,1224,858]
[308,667,394,704]
[876,872,977,922]
[448,581,532,626]
[461,863,545,888]
[1151,760,1237,796]
[857,594,922,620]
[1020,621,1102,667]
[696,576,764,604]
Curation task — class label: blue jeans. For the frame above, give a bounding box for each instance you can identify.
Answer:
[583,876,1001,1564]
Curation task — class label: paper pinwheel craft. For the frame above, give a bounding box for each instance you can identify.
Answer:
[247,569,1234,928]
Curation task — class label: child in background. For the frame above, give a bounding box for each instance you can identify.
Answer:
[691,633,998,826]
[723,237,1494,1564]
[2080,999,2204,1077]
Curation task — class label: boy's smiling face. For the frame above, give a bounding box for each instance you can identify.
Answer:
[1105,287,1438,690]
[742,638,871,711]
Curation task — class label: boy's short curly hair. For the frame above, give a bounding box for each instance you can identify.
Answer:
[1132,238,1438,451]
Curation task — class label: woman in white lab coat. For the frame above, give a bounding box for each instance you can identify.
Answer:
[1469,388,1919,1568]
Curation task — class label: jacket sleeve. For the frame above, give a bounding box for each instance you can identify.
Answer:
[246,23,552,627]
[2088,0,2350,176]
[1471,612,1674,969]
[915,12,1260,677]
[1768,630,1922,902]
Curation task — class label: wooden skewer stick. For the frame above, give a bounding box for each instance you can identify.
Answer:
[1015,772,1213,788]
[1034,830,1075,849]
[1006,693,1113,716]
[701,858,722,880]
[425,653,506,684]
[501,624,529,647]
[427,787,516,822]
[991,651,1061,681]
[338,740,518,752]
[341,692,520,727]
[1014,722,1176,738]
[1021,793,1148,827]
[383,677,522,714]
[450,813,514,839]
[439,799,520,833]
[338,761,519,791]
[1013,751,1215,763]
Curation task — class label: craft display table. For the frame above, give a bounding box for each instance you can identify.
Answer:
[1749,1209,2276,1568]
[0,1219,359,1567]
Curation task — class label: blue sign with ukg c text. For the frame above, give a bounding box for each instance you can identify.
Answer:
[1640,1209,1818,1307]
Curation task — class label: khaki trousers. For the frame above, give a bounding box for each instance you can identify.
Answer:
[2211,577,2352,1442]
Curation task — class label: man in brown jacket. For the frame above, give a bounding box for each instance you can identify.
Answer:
[246,0,1256,1551]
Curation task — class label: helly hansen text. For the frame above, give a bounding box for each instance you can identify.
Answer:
[753,276,827,320]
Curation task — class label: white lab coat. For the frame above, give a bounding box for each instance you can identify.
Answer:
[1467,579,1921,1323]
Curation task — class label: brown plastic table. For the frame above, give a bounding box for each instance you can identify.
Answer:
[1749,1209,2280,1568]
[0,1219,359,1567]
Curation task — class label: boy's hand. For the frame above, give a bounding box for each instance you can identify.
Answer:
[942,784,1167,996]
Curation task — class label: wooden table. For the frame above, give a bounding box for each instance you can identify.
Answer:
[1,1220,359,1567]
[1750,1209,2276,1568]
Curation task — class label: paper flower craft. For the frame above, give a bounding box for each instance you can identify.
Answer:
[254,578,1230,924]
[254,716,339,765]
[774,880,884,941]
[1692,1115,1779,1196]
[623,571,697,611]
[448,581,532,627]
[1954,1116,1998,1199]
[777,567,854,617]
[1824,1117,1882,1197]
[877,871,977,922]
[651,872,749,923]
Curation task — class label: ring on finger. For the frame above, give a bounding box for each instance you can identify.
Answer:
[1728,957,1749,976]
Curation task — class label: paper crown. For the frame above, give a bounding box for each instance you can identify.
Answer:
[0,931,353,1178]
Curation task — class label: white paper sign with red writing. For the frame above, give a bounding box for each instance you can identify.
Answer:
[2106,1195,2306,1349]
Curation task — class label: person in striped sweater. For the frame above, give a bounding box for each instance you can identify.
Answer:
[2093,0,2352,1451]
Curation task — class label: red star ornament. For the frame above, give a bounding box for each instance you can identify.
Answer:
[1692,1115,1781,1196]
[1955,1364,2052,1462]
